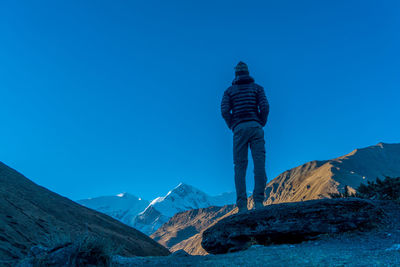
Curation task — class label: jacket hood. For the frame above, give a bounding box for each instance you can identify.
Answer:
[232,74,255,85]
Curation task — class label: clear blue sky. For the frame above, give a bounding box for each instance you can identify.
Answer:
[1,1,399,201]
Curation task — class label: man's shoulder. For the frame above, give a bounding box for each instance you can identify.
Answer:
[254,83,264,90]
[224,85,234,94]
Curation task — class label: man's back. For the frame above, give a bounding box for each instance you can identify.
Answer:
[221,66,269,131]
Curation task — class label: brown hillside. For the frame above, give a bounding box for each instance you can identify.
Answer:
[0,161,170,263]
[264,143,400,204]
[151,205,235,255]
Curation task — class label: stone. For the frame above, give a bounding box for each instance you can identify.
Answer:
[201,198,387,254]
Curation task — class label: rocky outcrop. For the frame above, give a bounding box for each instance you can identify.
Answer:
[0,161,170,263]
[201,198,387,254]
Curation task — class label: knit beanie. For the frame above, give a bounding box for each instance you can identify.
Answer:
[234,61,249,76]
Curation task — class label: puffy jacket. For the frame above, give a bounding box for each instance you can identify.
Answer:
[221,75,269,131]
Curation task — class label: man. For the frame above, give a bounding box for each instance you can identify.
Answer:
[221,61,269,212]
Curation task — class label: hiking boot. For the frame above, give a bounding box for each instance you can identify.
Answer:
[237,206,248,213]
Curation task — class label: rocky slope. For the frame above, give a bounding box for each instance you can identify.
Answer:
[264,142,400,204]
[0,161,170,264]
[151,205,235,255]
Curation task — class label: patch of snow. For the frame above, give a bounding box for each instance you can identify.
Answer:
[150,196,165,206]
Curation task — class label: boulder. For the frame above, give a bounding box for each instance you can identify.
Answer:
[201,198,387,254]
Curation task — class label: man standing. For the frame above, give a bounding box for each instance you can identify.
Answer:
[221,61,269,212]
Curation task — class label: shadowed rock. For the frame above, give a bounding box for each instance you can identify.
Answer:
[201,198,387,254]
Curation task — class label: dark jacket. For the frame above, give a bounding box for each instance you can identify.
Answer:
[221,75,269,131]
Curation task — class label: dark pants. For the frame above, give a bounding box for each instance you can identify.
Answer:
[233,121,267,209]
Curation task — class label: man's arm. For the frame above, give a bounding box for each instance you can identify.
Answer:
[221,90,233,129]
[257,85,269,126]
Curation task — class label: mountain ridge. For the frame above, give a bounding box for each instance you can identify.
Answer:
[78,182,236,235]
[264,142,400,204]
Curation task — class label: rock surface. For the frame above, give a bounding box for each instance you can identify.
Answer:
[201,198,387,254]
[0,161,170,264]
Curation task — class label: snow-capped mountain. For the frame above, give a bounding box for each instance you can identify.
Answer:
[131,183,227,234]
[144,183,216,218]
[77,192,149,223]
[77,183,236,235]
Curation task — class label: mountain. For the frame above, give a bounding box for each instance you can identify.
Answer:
[77,193,149,224]
[0,161,170,263]
[131,183,235,235]
[150,205,235,254]
[79,183,236,236]
[264,142,400,204]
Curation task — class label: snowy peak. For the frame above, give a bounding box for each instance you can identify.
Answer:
[77,193,149,221]
[150,183,198,205]
[132,183,235,235]
[148,183,213,218]
[166,182,203,197]
[77,183,236,236]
